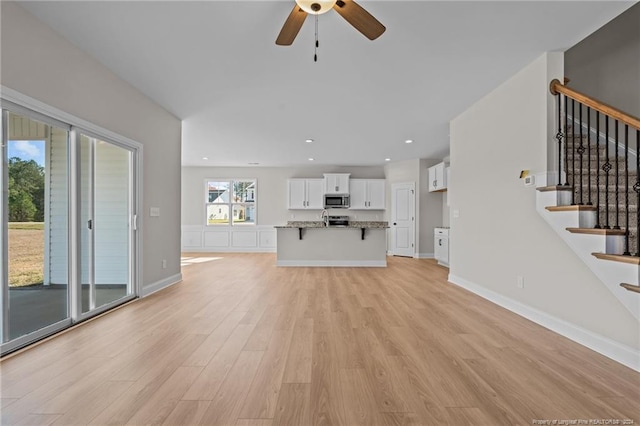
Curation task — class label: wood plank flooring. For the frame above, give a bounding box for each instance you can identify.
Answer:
[1,253,639,425]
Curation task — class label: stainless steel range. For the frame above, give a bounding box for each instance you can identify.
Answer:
[327,215,349,227]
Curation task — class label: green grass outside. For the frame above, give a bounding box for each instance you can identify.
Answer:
[9,222,44,230]
[207,219,250,225]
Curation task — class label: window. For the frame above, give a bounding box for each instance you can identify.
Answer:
[206,179,256,226]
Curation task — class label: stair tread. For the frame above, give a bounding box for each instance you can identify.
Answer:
[620,283,640,294]
[566,227,626,235]
[545,205,597,212]
[592,252,640,264]
[536,185,573,192]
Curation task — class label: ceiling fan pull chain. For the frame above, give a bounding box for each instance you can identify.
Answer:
[314,14,318,62]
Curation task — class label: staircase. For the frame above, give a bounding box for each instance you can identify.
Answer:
[537,80,640,321]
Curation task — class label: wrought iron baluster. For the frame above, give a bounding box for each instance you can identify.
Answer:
[578,103,584,204]
[571,99,576,204]
[595,111,601,228]
[564,95,569,186]
[614,121,620,229]
[556,94,563,186]
[624,124,630,254]
[603,117,611,229]
[636,129,640,256]
[587,107,592,205]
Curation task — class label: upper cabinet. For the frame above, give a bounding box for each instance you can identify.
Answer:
[428,162,448,192]
[288,179,324,209]
[323,173,350,194]
[349,179,386,210]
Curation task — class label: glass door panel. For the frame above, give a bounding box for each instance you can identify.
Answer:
[79,134,132,314]
[2,110,70,342]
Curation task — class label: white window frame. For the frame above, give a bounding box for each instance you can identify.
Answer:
[205,178,257,226]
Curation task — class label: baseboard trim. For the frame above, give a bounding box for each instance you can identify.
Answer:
[141,273,183,297]
[448,273,640,372]
[182,247,276,253]
[277,260,387,267]
[416,253,434,259]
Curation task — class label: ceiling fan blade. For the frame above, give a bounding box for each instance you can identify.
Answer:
[276,5,308,46]
[333,0,385,40]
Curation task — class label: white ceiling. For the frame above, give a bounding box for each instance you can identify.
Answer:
[19,1,635,167]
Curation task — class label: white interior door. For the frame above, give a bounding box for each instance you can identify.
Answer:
[391,183,415,257]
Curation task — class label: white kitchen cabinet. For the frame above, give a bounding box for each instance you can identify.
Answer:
[323,173,350,194]
[349,179,386,210]
[434,227,449,267]
[288,179,324,209]
[428,162,447,192]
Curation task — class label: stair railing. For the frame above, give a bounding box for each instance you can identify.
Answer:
[550,79,640,256]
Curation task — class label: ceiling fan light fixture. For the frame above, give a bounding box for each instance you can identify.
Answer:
[295,0,337,15]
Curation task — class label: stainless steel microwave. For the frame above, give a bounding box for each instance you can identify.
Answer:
[324,194,350,209]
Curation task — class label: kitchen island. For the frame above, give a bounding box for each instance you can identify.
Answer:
[274,221,389,267]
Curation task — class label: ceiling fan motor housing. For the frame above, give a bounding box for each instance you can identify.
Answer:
[295,0,337,15]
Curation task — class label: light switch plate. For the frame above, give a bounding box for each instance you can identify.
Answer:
[150,207,160,217]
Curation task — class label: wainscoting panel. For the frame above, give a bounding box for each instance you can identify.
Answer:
[204,231,230,247]
[182,225,277,252]
[259,230,276,248]
[232,231,258,248]
[182,231,202,248]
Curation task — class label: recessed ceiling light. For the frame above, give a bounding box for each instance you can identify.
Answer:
[308,158,315,161]
[248,162,259,165]
[385,158,391,162]
[202,157,208,160]
[405,139,413,144]
[305,139,314,143]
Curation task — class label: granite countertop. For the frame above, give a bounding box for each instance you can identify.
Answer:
[275,221,389,229]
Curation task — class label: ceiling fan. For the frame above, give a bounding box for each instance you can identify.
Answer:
[275,0,386,46]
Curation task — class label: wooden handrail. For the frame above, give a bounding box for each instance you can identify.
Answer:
[550,79,640,130]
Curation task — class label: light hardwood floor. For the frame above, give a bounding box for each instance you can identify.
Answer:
[1,253,638,425]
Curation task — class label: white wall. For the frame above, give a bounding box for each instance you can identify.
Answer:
[1,2,183,291]
[449,52,639,350]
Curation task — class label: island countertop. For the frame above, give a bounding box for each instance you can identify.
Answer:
[274,221,389,229]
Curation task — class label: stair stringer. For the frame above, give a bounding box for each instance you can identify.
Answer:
[536,189,640,320]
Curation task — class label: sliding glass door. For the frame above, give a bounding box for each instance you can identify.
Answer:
[1,109,72,346]
[79,133,134,316]
[1,103,139,354]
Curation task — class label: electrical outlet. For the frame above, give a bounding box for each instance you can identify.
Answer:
[162,259,167,269]
[517,276,524,289]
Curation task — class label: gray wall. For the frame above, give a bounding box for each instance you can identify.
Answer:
[449,52,638,350]
[383,159,443,257]
[1,2,183,290]
[419,159,444,257]
[182,165,386,226]
[565,2,640,117]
